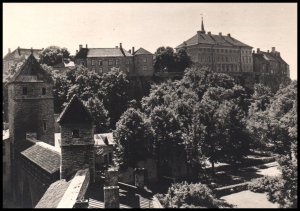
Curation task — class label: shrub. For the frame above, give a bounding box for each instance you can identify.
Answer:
[248,176,281,193]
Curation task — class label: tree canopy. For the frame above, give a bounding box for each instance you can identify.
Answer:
[39,46,71,67]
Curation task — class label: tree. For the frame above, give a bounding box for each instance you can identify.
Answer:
[83,97,110,133]
[100,68,131,129]
[149,106,184,178]
[154,46,176,72]
[174,48,192,72]
[113,108,153,170]
[39,46,70,66]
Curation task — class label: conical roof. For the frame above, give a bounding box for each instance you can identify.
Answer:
[57,95,94,125]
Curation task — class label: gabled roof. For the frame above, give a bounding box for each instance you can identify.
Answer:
[75,47,133,59]
[35,179,71,208]
[255,51,288,65]
[176,32,252,49]
[57,95,94,125]
[8,54,53,84]
[21,142,60,174]
[134,48,153,55]
[3,48,42,61]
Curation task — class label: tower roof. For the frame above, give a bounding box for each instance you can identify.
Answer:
[8,54,53,84]
[57,95,94,125]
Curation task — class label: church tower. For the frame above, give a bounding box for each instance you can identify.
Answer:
[7,53,55,152]
[57,95,95,181]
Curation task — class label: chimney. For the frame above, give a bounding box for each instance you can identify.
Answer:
[252,50,255,54]
[115,46,118,48]
[119,43,122,49]
[8,48,11,53]
[267,50,269,53]
[128,49,131,54]
[76,50,78,54]
[227,33,231,37]
[219,32,222,36]
[208,32,211,35]
[132,47,135,54]
[86,44,88,48]
[105,169,118,186]
[257,48,260,53]
[104,186,119,208]
[272,47,276,53]
[79,44,83,50]
[134,168,145,189]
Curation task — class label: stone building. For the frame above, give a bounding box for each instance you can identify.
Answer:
[175,18,253,73]
[3,47,43,80]
[74,43,134,75]
[74,43,154,77]
[253,47,289,77]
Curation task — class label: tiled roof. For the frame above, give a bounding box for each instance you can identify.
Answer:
[57,95,94,125]
[256,51,288,65]
[134,48,153,55]
[94,133,115,146]
[35,179,71,208]
[75,48,132,59]
[3,48,42,61]
[8,54,53,84]
[21,142,61,174]
[176,32,252,48]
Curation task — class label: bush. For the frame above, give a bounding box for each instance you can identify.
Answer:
[248,176,281,193]
[156,182,231,208]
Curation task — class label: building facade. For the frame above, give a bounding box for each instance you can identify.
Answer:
[175,19,253,73]
[253,47,289,77]
[74,44,154,77]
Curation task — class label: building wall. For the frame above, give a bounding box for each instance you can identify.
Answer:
[184,44,253,73]
[133,54,154,77]
[8,82,55,149]
[3,138,11,196]
[60,125,95,180]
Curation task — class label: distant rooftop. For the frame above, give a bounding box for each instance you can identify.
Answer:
[75,47,133,59]
[3,47,42,60]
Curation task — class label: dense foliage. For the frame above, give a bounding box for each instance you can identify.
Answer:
[153,47,192,72]
[156,182,230,208]
[39,46,71,66]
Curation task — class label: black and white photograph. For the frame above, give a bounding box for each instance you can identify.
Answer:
[2,2,297,208]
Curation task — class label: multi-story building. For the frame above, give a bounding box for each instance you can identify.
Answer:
[74,43,154,77]
[253,47,289,77]
[175,19,253,73]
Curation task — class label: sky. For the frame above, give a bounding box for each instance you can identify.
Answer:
[3,3,297,80]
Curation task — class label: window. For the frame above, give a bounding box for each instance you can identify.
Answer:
[42,87,46,95]
[98,60,103,66]
[143,57,147,63]
[72,129,79,138]
[116,59,119,66]
[22,87,27,95]
[43,120,47,131]
[109,59,114,66]
[143,66,147,71]
[99,67,103,73]
[109,153,112,163]
[92,60,95,66]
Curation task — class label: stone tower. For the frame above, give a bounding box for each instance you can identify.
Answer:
[7,53,55,152]
[57,95,95,181]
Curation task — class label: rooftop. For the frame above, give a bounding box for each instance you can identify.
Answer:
[21,142,61,174]
[176,31,252,49]
[3,129,9,141]
[3,47,42,61]
[75,47,132,59]
[134,48,153,55]
[57,95,94,125]
[94,133,115,146]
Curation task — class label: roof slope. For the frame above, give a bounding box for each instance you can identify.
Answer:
[75,48,132,59]
[176,32,252,48]
[3,48,42,60]
[8,54,53,84]
[134,48,153,55]
[21,142,60,174]
[94,133,115,146]
[35,179,71,208]
[57,95,94,125]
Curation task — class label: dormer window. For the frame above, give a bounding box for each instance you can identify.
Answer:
[42,87,46,95]
[22,87,27,95]
[72,129,79,138]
